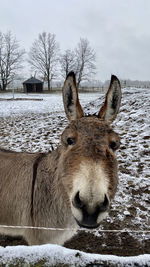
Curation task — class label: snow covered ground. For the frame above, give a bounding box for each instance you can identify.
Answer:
[0,88,149,265]
[0,244,149,266]
[0,92,99,151]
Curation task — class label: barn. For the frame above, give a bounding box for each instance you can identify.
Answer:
[23,77,43,93]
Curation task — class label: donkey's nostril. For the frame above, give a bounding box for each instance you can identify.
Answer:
[73,191,84,209]
[99,194,109,212]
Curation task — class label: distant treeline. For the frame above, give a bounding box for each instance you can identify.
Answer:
[104,79,150,89]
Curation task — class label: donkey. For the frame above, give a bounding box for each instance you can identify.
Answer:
[0,72,121,245]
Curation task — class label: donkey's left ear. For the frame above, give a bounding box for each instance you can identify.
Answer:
[63,72,84,121]
[98,75,121,123]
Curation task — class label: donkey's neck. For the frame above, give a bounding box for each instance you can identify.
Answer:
[33,147,74,228]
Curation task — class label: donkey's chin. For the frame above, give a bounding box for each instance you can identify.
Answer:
[75,218,100,229]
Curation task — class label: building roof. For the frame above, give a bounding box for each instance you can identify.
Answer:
[23,77,43,84]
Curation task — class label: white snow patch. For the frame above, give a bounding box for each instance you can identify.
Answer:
[0,244,149,266]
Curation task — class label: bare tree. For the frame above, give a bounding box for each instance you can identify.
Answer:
[0,31,25,91]
[75,38,96,88]
[28,32,59,91]
[59,49,76,79]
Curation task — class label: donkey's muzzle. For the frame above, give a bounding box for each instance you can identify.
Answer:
[72,192,109,229]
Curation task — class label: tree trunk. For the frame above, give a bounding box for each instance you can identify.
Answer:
[77,63,84,89]
[47,70,52,91]
[77,71,82,88]
[48,79,51,91]
[2,80,7,91]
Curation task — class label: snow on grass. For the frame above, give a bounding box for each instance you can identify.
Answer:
[0,92,99,117]
[0,244,150,266]
[0,92,100,151]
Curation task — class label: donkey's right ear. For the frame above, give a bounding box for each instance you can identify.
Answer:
[98,75,121,123]
[62,72,84,121]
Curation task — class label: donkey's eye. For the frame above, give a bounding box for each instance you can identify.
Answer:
[67,137,76,146]
[109,141,117,150]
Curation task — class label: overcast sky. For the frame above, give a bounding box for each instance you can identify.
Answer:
[0,0,150,81]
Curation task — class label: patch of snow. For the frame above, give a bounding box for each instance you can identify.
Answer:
[0,244,149,266]
[123,211,131,216]
[0,92,99,117]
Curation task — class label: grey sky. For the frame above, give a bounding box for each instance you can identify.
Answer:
[0,0,150,81]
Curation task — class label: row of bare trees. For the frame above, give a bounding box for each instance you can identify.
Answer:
[0,31,96,91]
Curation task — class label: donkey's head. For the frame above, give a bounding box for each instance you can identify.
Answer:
[60,72,121,229]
